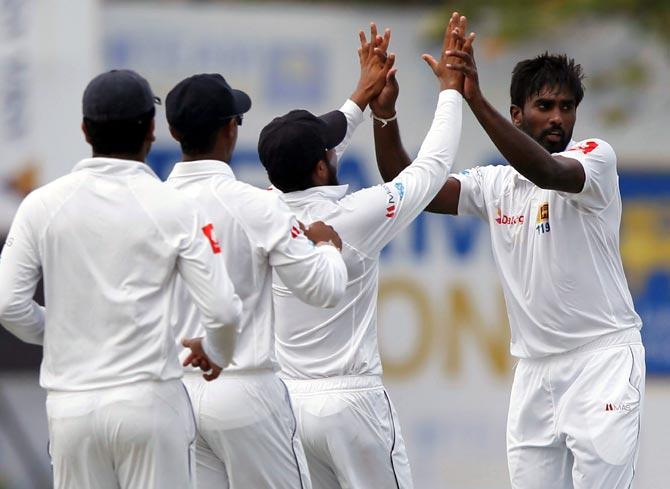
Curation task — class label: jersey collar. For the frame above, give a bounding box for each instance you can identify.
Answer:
[167,160,235,180]
[281,184,349,206]
[72,157,159,178]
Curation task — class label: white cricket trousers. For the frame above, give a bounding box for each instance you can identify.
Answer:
[507,328,645,489]
[46,379,196,489]
[182,370,312,489]
[284,375,413,489]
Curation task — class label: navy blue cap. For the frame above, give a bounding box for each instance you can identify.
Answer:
[258,109,347,180]
[166,74,251,133]
[82,69,160,122]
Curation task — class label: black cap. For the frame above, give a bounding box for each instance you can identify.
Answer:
[166,74,251,133]
[82,69,160,122]
[258,109,347,179]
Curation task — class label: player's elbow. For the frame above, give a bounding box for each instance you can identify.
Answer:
[309,257,348,308]
[0,285,15,324]
[316,274,346,308]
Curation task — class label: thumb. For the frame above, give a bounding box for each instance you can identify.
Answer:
[384,53,396,72]
[181,338,193,348]
[464,32,476,53]
[387,67,398,82]
[421,54,438,73]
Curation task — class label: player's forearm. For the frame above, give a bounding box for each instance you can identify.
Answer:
[412,89,463,177]
[275,245,347,308]
[0,299,45,345]
[381,89,462,226]
[178,254,242,368]
[335,99,366,162]
[467,94,560,187]
[202,323,237,369]
[373,119,412,182]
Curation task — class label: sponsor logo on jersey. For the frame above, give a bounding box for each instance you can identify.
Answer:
[569,140,598,155]
[202,223,222,254]
[605,402,633,412]
[290,225,301,238]
[495,208,524,225]
[383,184,398,218]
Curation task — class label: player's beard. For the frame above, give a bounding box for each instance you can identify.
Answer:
[522,121,571,154]
[326,162,339,186]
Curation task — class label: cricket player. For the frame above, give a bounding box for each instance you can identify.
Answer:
[257,19,466,488]
[164,73,350,489]
[375,27,645,489]
[0,70,242,489]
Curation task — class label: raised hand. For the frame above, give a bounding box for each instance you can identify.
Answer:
[369,66,399,119]
[182,337,222,381]
[351,22,395,110]
[421,12,467,93]
[445,31,479,103]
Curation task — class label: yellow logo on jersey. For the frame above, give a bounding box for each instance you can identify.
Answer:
[536,202,549,224]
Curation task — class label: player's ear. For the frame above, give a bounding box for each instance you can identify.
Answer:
[146,118,156,143]
[168,125,181,143]
[311,159,329,185]
[81,121,92,144]
[510,105,522,128]
[225,117,237,138]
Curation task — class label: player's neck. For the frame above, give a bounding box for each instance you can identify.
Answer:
[91,151,145,163]
[182,151,230,164]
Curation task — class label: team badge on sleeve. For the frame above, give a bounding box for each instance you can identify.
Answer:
[202,223,222,254]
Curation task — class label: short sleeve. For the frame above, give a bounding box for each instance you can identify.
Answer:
[451,166,492,220]
[555,139,617,211]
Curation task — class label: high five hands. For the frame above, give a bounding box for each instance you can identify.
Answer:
[351,22,395,110]
[422,12,476,96]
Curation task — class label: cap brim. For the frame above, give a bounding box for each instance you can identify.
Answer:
[232,89,252,115]
[318,110,347,150]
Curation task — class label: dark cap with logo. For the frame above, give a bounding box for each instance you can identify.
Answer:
[82,69,160,122]
[258,109,347,184]
[166,74,251,133]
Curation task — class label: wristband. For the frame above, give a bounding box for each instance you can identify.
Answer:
[370,111,397,127]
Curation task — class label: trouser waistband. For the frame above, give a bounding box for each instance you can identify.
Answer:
[281,375,383,394]
[183,368,276,379]
[521,328,642,364]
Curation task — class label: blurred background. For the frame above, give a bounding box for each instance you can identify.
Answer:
[0,1,668,488]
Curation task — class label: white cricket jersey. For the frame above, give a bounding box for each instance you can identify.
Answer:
[0,158,242,391]
[453,138,642,359]
[166,161,348,372]
[274,90,463,379]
